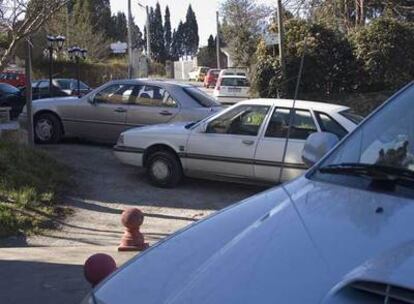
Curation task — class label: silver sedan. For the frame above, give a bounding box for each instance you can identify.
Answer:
[18,79,222,143]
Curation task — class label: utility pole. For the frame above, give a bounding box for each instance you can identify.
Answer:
[276,0,286,93]
[25,37,34,146]
[127,0,133,78]
[216,11,221,69]
[146,5,151,60]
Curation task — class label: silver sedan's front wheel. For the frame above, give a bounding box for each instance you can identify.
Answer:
[34,113,62,144]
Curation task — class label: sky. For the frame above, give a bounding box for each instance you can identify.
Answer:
[109,0,276,47]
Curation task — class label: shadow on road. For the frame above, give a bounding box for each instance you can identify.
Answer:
[0,260,88,304]
[42,142,269,211]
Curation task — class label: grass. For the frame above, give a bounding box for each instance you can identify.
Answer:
[0,141,70,238]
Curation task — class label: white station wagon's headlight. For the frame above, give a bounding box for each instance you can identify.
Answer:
[117,134,125,145]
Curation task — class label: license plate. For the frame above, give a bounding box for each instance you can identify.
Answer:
[228,87,242,93]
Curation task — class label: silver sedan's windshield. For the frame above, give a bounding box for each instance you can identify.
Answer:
[313,83,414,195]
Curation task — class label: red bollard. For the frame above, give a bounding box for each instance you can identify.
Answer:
[118,208,149,252]
[84,253,117,287]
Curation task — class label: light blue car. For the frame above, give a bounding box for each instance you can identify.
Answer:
[82,82,414,303]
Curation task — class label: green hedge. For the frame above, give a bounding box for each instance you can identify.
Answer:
[33,60,129,88]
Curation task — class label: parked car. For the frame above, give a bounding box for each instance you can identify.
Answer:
[85,82,414,304]
[114,98,361,187]
[18,79,222,144]
[30,79,90,99]
[0,83,26,119]
[188,66,210,82]
[0,70,26,88]
[204,69,221,88]
[53,78,91,96]
[218,67,248,79]
[19,80,71,101]
[214,75,251,104]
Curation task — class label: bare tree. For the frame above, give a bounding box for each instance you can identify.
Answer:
[0,0,68,70]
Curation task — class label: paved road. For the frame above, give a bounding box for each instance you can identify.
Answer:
[0,143,267,304]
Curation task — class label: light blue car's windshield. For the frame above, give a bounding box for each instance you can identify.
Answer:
[319,83,414,173]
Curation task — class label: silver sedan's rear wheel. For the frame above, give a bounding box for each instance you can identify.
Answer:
[146,151,183,188]
[34,113,62,144]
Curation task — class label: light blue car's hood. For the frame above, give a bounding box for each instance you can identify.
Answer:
[94,177,414,303]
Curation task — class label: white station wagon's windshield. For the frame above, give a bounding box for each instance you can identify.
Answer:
[313,83,414,196]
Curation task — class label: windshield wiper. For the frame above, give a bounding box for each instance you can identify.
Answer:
[318,163,414,189]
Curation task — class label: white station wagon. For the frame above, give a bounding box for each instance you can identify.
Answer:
[114,99,361,187]
[84,82,414,304]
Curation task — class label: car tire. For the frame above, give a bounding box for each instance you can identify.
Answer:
[146,151,183,188]
[34,113,62,144]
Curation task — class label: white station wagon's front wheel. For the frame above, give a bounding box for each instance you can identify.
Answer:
[146,151,183,188]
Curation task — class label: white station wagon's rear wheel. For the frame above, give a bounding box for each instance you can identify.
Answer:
[147,151,183,188]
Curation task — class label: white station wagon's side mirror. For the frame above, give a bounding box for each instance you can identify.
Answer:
[198,123,208,133]
[302,132,339,168]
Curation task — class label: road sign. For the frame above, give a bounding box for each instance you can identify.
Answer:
[264,33,280,46]
[111,41,128,54]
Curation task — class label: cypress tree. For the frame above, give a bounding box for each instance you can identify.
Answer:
[183,5,199,55]
[151,3,166,62]
[164,6,172,60]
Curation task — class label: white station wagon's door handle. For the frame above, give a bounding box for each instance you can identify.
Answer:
[242,139,255,146]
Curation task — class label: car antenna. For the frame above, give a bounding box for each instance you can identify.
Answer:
[278,36,309,183]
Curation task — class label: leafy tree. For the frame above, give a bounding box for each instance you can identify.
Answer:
[69,0,109,60]
[350,17,414,90]
[254,19,359,98]
[0,0,69,70]
[221,0,271,66]
[197,35,227,68]
[164,6,172,60]
[109,12,127,42]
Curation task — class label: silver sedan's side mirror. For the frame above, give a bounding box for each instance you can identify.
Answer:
[302,132,339,168]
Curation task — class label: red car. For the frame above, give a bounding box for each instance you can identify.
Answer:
[0,70,26,88]
[203,69,221,88]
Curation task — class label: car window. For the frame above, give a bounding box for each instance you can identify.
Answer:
[313,84,414,197]
[132,85,177,108]
[95,84,135,104]
[207,105,270,136]
[265,108,318,140]
[182,87,221,107]
[56,79,72,90]
[0,83,19,94]
[38,81,49,89]
[315,112,348,139]
[69,80,89,90]
[340,109,364,124]
[221,78,250,87]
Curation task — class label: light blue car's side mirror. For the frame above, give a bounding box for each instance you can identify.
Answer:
[302,132,339,168]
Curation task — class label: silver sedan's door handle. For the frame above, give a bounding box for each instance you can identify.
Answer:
[159,110,173,116]
[242,139,255,146]
[114,107,127,113]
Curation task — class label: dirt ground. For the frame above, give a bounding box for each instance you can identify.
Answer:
[0,142,267,303]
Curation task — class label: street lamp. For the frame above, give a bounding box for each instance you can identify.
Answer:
[68,46,87,97]
[46,35,65,95]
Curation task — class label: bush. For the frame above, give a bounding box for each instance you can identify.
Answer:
[350,18,414,91]
[254,19,359,99]
[33,59,129,88]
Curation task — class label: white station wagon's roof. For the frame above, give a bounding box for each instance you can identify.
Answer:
[239,98,349,112]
